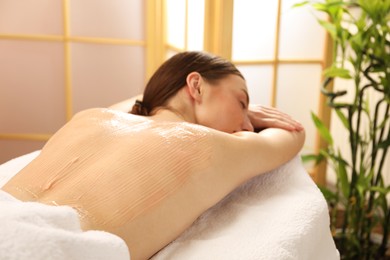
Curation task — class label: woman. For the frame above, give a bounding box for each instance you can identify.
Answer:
[2,51,305,259]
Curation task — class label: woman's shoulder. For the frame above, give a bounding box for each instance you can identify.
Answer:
[72,108,130,119]
[70,108,148,124]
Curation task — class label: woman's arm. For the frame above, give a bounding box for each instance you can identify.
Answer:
[232,128,305,175]
[203,126,305,198]
[109,94,143,112]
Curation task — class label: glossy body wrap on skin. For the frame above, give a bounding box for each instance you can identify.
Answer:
[2,109,214,243]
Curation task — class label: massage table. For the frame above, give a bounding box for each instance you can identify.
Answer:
[0,150,339,259]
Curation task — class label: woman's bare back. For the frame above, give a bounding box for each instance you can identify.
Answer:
[3,108,305,259]
[2,108,224,259]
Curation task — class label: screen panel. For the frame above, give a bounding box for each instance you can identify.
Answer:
[276,64,322,155]
[232,0,278,61]
[71,43,145,113]
[237,65,273,106]
[0,0,63,35]
[0,40,66,133]
[279,0,326,60]
[69,0,145,40]
[187,0,205,51]
[166,0,186,49]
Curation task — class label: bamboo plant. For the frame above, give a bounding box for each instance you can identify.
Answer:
[296,0,390,259]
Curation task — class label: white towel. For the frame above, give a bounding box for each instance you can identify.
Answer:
[152,156,339,260]
[0,190,130,260]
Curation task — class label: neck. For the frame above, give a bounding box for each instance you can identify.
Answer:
[151,108,188,122]
[151,89,197,123]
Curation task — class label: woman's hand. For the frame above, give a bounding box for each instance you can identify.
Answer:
[248,105,304,132]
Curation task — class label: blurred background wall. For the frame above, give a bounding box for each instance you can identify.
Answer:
[3,0,385,185]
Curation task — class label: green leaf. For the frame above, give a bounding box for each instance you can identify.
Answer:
[377,117,389,131]
[369,186,390,196]
[355,16,367,32]
[311,112,334,145]
[350,33,363,52]
[323,66,352,79]
[356,169,370,198]
[328,152,349,166]
[362,98,371,119]
[317,19,337,39]
[292,1,310,8]
[301,153,324,165]
[378,138,390,149]
[313,1,344,15]
[358,0,383,19]
[312,3,328,12]
[335,108,349,129]
[340,28,351,42]
[336,152,350,199]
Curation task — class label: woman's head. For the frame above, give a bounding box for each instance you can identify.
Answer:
[131,51,253,133]
[132,52,242,114]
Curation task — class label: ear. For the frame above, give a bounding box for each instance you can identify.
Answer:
[186,72,203,102]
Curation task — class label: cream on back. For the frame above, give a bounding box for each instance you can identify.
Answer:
[3,109,213,227]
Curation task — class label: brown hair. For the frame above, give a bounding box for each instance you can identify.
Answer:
[131,51,243,116]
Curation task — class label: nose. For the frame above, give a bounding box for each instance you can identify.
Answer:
[241,115,254,132]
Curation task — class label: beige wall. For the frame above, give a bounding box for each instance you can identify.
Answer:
[0,0,146,163]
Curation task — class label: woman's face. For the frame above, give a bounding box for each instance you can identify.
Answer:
[196,74,254,133]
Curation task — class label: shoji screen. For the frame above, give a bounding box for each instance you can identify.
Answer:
[0,0,146,163]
